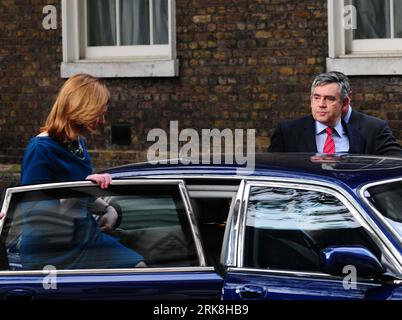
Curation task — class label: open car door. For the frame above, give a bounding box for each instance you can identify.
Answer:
[0,180,222,300]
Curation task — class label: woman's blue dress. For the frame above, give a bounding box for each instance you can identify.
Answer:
[19,136,144,270]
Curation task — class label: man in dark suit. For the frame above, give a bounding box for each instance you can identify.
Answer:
[269,72,366,154]
[335,71,402,156]
[345,109,402,155]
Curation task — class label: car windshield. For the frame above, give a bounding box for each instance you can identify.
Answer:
[366,180,402,237]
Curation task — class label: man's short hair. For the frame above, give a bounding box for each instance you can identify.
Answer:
[311,72,350,100]
[330,71,351,95]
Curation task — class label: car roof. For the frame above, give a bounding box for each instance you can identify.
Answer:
[104,153,402,189]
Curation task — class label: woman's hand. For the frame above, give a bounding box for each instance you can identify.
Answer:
[86,173,112,189]
[98,206,118,233]
[0,212,4,220]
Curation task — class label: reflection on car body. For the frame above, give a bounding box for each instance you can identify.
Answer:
[1,153,402,300]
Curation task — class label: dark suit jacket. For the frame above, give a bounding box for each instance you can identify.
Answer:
[348,110,402,156]
[268,115,365,154]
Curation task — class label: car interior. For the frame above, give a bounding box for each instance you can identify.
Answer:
[0,185,202,271]
[186,181,239,271]
[109,194,199,268]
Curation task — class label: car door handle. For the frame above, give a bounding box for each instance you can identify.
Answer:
[236,285,266,299]
[5,289,35,300]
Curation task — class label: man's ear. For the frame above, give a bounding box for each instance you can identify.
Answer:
[341,96,350,116]
[341,103,348,114]
[342,96,350,108]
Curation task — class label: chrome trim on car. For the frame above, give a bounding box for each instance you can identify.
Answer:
[226,267,383,285]
[0,266,216,277]
[226,267,342,279]
[359,178,402,256]
[178,181,207,267]
[0,190,12,234]
[236,182,251,267]
[220,180,246,267]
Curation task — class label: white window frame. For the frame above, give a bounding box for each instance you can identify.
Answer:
[61,0,179,78]
[327,0,402,75]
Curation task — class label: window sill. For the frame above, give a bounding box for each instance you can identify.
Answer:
[327,56,402,76]
[60,59,179,78]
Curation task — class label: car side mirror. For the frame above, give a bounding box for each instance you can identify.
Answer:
[321,246,386,277]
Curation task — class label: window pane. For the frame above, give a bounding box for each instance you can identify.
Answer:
[153,0,169,44]
[87,0,117,46]
[121,0,150,45]
[368,181,402,238]
[353,0,391,39]
[394,0,402,38]
[3,185,198,271]
[244,186,381,272]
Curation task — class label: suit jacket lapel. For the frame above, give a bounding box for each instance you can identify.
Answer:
[348,110,362,130]
[303,116,318,152]
[343,119,365,154]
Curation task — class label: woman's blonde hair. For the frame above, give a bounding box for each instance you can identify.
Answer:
[42,73,110,143]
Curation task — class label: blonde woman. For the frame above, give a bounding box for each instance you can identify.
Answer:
[19,74,145,269]
[21,73,111,187]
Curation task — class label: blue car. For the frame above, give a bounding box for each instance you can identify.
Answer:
[1,153,402,300]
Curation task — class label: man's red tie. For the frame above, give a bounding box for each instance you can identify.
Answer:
[323,127,335,154]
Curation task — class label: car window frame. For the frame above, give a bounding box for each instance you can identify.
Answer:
[0,179,209,275]
[360,177,402,257]
[221,177,402,278]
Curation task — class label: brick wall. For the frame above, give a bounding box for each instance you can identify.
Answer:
[350,77,402,141]
[0,0,63,163]
[0,164,20,194]
[0,0,401,172]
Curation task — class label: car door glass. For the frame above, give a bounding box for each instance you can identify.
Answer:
[366,180,402,237]
[2,184,198,271]
[244,186,382,273]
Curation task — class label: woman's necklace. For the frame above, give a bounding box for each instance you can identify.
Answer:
[66,137,85,160]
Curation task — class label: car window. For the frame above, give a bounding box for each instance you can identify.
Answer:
[243,185,382,273]
[366,180,402,237]
[2,184,198,271]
